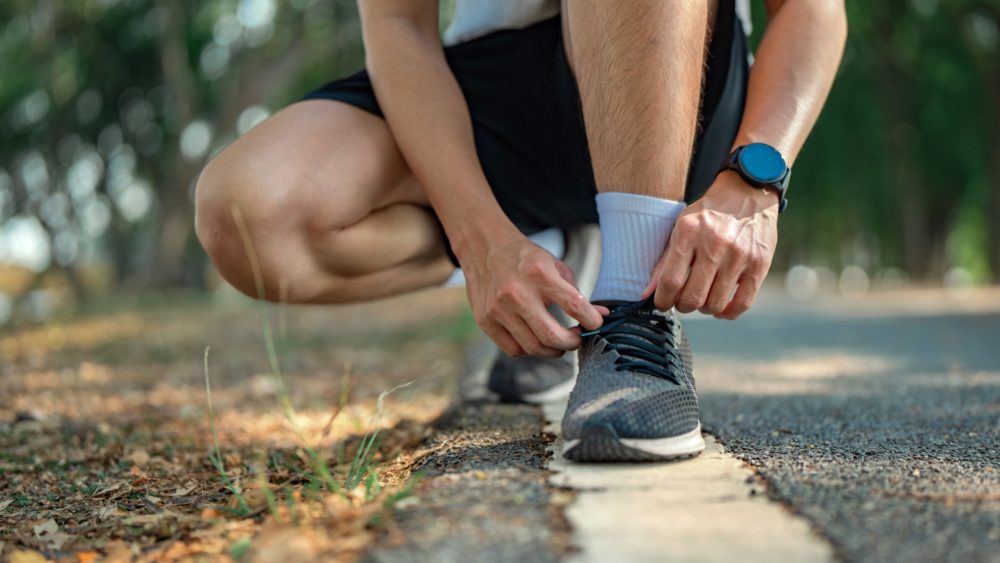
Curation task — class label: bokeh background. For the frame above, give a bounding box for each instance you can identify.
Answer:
[1,0,998,325]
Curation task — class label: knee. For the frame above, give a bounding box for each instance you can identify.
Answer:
[195,153,367,303]
[195,155,298,300]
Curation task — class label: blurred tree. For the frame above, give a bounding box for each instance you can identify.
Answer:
[0,0,365,298]
[944,1,1000,282]
[758,0,997,283]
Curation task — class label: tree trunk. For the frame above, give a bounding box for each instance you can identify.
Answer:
[990,131,1000,283]
[947,3,1000,281]
[872,11,934,280]
[145,5,316,288]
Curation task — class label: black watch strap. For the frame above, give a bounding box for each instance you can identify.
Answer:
[721,147,791,213]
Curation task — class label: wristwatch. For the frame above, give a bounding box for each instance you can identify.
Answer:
[720,143,791,213]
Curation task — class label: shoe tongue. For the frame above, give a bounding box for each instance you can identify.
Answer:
[592,297,659,314]
[590,298,668,338]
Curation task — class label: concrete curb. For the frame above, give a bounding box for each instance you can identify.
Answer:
[543,400,835,563]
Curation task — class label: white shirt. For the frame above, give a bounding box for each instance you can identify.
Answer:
[442,0,753,47]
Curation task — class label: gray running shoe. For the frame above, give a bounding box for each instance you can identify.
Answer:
[561,297,705,462]
[488,355,579,404]
[485,224,601,404]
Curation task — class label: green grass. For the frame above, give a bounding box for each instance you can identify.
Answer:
[196,205,424,529]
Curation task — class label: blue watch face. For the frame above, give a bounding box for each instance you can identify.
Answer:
[738,143,786,184]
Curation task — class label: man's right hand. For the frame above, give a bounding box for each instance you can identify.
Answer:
[460,230,606,357]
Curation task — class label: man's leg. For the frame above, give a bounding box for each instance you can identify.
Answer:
[562,1,709,198]
[195,100,454,304]
[562,1,711,303]
[558,1,716,461]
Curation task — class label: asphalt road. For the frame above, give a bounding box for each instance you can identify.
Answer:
[684,288,1000,563]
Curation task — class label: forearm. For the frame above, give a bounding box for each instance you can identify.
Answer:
[733,0,847,164]
[362,18,519,259]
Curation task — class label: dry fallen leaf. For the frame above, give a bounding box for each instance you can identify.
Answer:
[9,548,47,563]
[97,504,120,520]
[172,482,197,496]
[93,481,125,497]
[229,486,270,512]
[33,517,73,550]
[0,499,13,512]
[128,448,150,465]
[122,513,168,525]
[102,540,133,563]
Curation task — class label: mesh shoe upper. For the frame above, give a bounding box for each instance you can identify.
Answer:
[562,298,699,441]
[488,354,574,402]
[483,225,600,403]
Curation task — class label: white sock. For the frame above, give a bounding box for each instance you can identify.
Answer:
[443,227,566,288]
[590,192,686,302]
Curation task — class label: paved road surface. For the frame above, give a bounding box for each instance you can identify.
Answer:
[371,287,999,562]
[687,288,1000,562]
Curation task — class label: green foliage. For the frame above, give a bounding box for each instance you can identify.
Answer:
[0,0,365,289]
[229,537,253,560]
[748,0,1000,281]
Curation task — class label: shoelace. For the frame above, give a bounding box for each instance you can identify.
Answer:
[580,296,681,384]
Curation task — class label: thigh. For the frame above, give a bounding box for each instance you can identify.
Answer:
[204,99,427,233]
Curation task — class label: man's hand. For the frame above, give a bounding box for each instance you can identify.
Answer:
[462,230,606,357]
[648,171,779,319]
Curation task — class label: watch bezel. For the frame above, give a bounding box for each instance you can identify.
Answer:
[736,143,788,185]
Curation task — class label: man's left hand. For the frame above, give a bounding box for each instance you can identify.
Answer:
[646,171,779,319]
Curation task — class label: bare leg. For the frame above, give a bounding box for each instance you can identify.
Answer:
[195,100,454,303]
[562,0,713,198]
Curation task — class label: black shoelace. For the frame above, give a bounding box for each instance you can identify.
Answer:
[580,297,681,384]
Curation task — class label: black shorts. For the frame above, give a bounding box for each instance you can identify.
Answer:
[302,6,748,244]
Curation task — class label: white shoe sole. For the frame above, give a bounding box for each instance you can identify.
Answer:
[521,375,578,404]
[563,424,706,461]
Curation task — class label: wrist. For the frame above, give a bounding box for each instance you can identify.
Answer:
[708,171,781,217]
[719,142,790,213]
[447,211,521,262]
[718,170,781,206]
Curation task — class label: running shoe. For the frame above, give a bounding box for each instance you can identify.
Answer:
[561,297,705,462]
[486,224,601,404]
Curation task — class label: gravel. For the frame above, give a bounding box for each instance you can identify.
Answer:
[365,401,569,563]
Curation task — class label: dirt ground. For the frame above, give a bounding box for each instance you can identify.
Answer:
[0,287,475,562]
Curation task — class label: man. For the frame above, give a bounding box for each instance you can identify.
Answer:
[195,0,846,462]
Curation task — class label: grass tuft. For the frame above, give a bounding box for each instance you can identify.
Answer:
[204,345,251,516]
[193,204,422,531]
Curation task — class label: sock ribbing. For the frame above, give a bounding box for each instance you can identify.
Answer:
[590,192,686,302]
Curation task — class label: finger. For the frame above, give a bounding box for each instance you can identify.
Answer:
[674,253,718,313]
[521,298,582,351]
[554,260,577,287]
[716,274,761,320]
[653,235,695,310]
[485,321,526,357]
[503,313,563,358]
[543,274,604,331]
[700,262,743,315]
[644,244,672,299]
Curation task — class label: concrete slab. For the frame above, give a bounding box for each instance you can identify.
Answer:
[543,401,834,563]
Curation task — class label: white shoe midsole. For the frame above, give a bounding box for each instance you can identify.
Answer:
[522,375,577,404]
[563,424,706,457]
